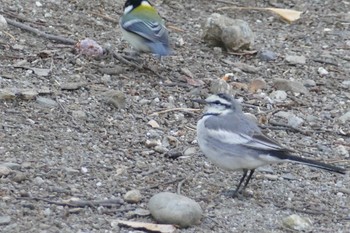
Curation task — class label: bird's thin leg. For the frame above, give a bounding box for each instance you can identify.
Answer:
[242,169,255,191]
[232,169,248,196]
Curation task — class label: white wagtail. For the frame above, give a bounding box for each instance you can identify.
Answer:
[194,93,346,196]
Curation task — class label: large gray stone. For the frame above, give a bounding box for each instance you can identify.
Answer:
[148,192,202,228]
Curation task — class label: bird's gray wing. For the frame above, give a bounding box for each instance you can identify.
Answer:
[121,18,168,44]
[204,113,286,151]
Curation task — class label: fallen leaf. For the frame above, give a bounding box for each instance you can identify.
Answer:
[113,220,176,233]
[266,8,302,23]
[218,6,302,23]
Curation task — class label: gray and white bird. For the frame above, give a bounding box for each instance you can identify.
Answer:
[195,93,346,196]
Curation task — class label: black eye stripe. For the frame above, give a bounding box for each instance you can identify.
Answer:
[209,100,231,108]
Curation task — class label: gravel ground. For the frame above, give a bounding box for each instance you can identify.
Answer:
[0,0,349,232]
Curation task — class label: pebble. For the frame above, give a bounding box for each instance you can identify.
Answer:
[61,82,86,90]
[12,172,28,183]
[317,67,329,76]
[0,89,16,100]
[335,145,349,158]
[19,90,39,100]
[148,192,202,228]
[145,139,161,148]
[72,110,87,119]
[0,216,11,225]
[274,111,304,128]
[202,13,254,51]
[183,147,197,156]
[124,189,142,203]
[154,145,169,153]
[269,90,287,102]
[0,165,12,176]
[147,120,160,128]
[303,79,316,87]
[210,79,232,95]
[341,80,350,89]
[0,162,21,170]
[282,214,312,231]
[0,15,8,29]
[33,176,45,185]
[36,97,58,108]
[248,78,266,93]
[258,50,277,61]
[285,55,306,65]
[338,111,350,123]
[273,78,309,95]
[102,90,126,109]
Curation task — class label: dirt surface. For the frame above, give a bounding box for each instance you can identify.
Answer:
[1,0,350,232]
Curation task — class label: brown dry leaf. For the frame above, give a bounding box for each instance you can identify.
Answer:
[266,8,302,23]
[218,6,302,23]
[114,220,176,233]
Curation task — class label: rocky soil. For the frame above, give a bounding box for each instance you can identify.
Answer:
[0,0,349,232]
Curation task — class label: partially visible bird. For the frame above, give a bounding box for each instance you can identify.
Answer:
[195,93,346,197]
[120,0,170,57]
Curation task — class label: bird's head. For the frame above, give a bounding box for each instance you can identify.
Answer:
[193,93,242,115]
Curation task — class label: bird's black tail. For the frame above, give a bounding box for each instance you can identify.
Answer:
[286,154,346,174]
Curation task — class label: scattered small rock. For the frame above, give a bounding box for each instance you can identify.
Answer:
[61,82,86,90]
[341,80,350,89]
[270,90,287,102]
[317,67,329,76]
[202,13,254,51]
[72,110,87,120]
[338,111,350,123]
[285,55,306,65]
[102,90,126,109]
[12,172,28,183]
[183,147,197,156]
[18,89,38,100]
[335,145,349,158]
[145,139,161,148]
[0,89,16,100]
[248,78,266,93]
[0,216,11,226]
[124,189,142,203]
[282,214,312,231]
[0,15,8,29]
[0,162,21,170]
[147,120,160,128]
[273,78,309,95]
[148,192,202,228]
[274,111,304,128]
[36,97,58,108]
[258,50,277,61]
[262,174,278,181]
[210,79,233,94]
[0,165,12,176]
[33,176,45,185]
[303,79,316,87]
[154,145,169,153]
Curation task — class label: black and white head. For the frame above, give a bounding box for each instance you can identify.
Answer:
[202,93,242,115]
[123,0,151,14]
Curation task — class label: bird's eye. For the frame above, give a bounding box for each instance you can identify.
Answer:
[214,101,221,105]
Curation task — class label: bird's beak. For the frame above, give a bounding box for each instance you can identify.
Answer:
[191,99,207,104]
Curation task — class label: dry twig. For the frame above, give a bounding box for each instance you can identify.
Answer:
[149,108,200,116]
